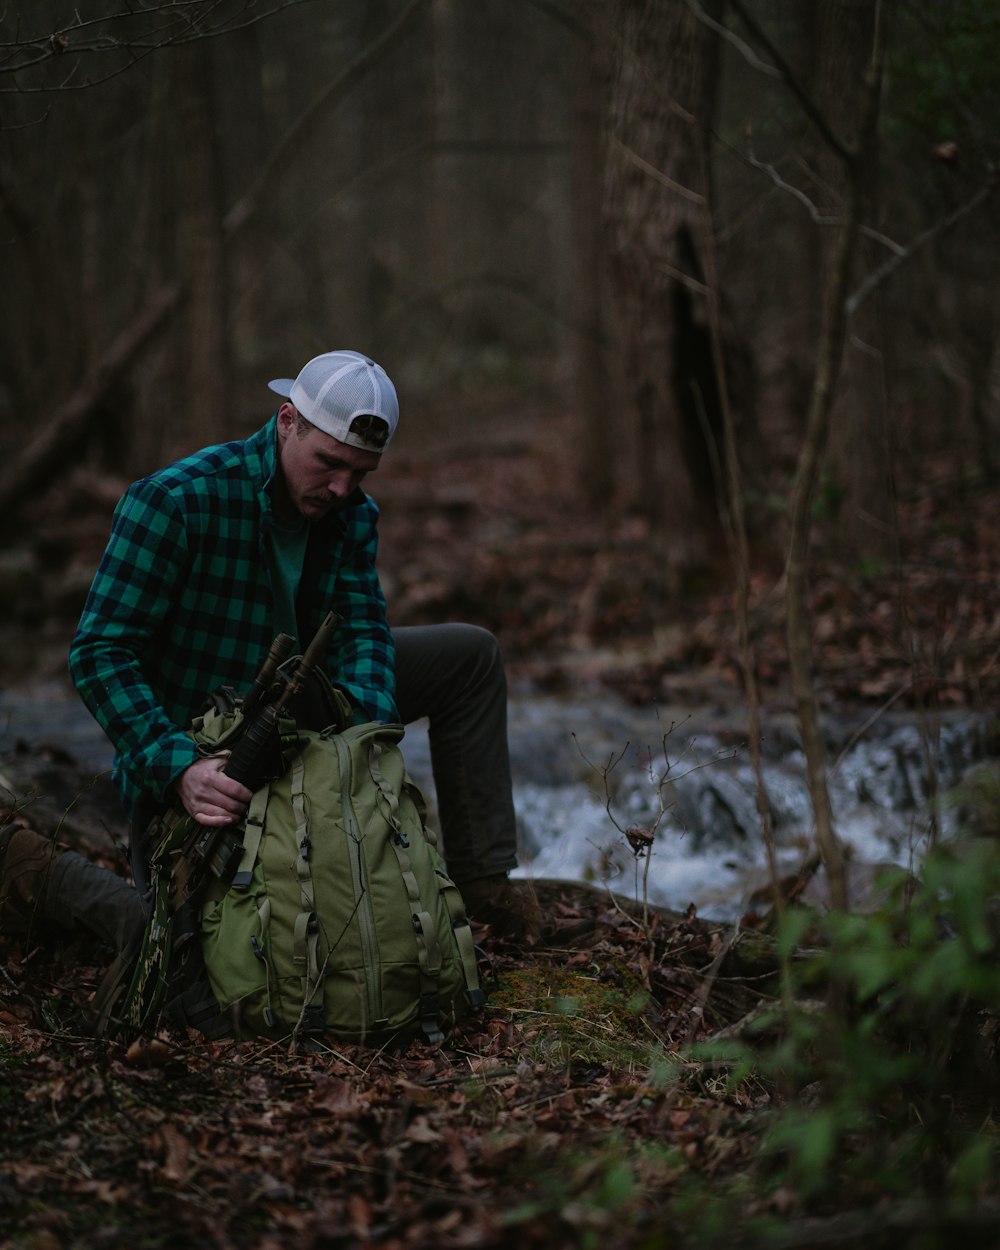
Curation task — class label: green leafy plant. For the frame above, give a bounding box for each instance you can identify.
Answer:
[694,841,1000,1210]
[502,1132,686,1250]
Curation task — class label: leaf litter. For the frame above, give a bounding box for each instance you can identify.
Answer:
[1,874,768,1250]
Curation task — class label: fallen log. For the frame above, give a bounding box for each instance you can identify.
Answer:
[0,285,178,525]
[531,877,810,984]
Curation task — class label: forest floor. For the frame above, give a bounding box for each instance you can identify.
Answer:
[3,411,1000,1248]
[376,406,1000,718]
[0,878,771,1250]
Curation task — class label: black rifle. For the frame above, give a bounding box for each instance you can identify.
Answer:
[166,610,341,910]
[96,612,342,1037]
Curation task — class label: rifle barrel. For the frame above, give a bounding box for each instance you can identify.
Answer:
[300,611,341,675]
[241,632,296,719]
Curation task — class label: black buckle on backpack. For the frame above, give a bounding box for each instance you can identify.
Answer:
[300,1003,326,1035]
[418,992,443,1045]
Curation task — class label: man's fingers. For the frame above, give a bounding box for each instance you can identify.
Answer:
[176,756,253,822]
[192,808,236,827]
[213,773,254,804]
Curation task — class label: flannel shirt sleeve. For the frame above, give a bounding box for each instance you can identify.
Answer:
[68,479,201,809]
[325,503,398,725]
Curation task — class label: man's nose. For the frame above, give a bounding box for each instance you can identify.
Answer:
[328,470,355,497]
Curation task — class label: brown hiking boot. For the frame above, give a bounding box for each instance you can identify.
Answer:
[0,821,63,939]
[461,873,544,944]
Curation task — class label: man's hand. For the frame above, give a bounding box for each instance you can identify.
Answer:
[175,756,253,825]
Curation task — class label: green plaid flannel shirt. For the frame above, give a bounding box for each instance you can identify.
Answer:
[69,415,397,816]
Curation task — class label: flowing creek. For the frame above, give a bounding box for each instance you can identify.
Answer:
[500,695,998,920]
[2,682,996,922]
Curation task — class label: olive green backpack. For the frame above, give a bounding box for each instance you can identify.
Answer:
[194,709,484,1045]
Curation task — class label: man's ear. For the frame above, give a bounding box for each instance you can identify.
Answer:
[276,402,297,436]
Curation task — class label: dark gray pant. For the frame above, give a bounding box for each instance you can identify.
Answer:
[394,623,517,885]
[48,623,517,953]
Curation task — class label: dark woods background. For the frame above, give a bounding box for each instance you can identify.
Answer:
[1,0,997,695]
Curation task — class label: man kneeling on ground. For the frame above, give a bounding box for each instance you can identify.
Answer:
[0,350,540,1030]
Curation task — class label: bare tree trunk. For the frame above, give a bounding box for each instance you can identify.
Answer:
[572,7,614,508]
[984,302,1000,481]
[603,0,751,579]
[173,41,230,448]
[692,93,786,940]
[425,0,460,335]
[786,1,892,913]
[818,1,896,566]
[779,0,824,428]
[128,55,180,474]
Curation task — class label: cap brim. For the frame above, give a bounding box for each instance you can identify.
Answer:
[267,378,294,397]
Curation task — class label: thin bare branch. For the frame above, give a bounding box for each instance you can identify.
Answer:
[684,0,781,80]
[743,153,839,229]
[0,285,178,523]
[846,180,996,316]
[693,0,853,166]
[609,135,706,205]
[654,260,711,297]
[0,0,319,93]
[740,146,970,263]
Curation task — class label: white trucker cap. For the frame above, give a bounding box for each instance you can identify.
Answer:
[268,350,399,453]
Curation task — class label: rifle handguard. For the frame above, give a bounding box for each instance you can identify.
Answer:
[222,704,283,790]
[220,611,341,790]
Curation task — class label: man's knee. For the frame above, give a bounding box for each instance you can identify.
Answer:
[394,623,507,723]
[451,624,504,677]
[441,626,508,708]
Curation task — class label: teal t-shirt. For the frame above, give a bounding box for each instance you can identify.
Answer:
[265,514,309,645]
[265,514,366,726]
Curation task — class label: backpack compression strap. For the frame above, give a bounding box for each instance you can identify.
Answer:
[289,749,326,1033]
[368,741,484,1042]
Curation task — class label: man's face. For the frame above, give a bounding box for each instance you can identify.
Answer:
[275,405,381,521]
